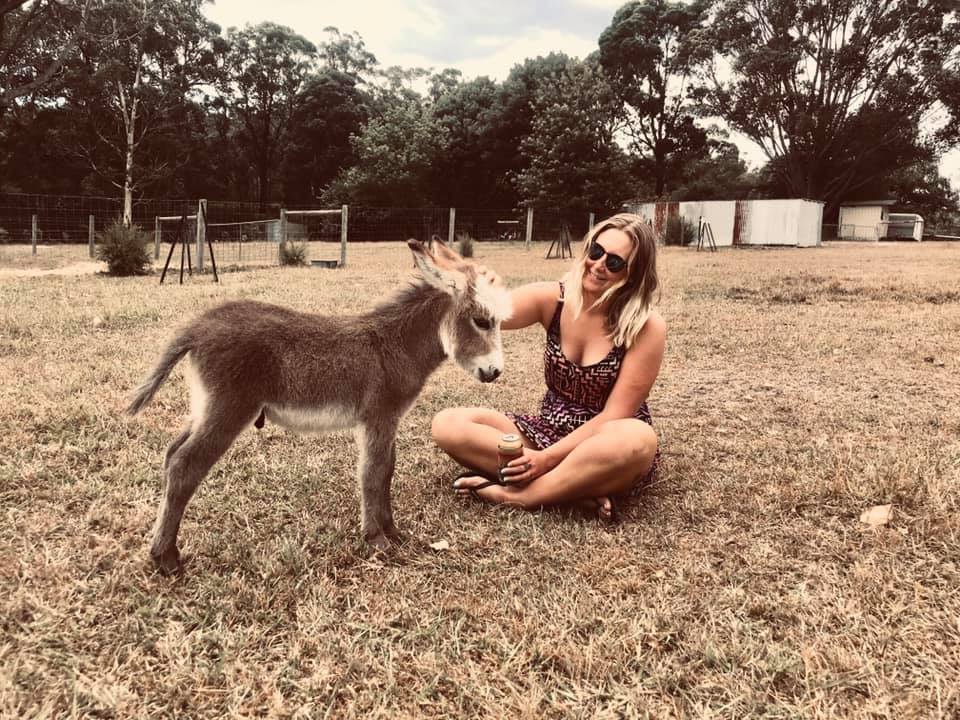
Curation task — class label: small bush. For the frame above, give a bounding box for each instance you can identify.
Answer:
[664,216,697,246]
[97,221,152,276]
[279,240,308,266]
[456,232,475,258]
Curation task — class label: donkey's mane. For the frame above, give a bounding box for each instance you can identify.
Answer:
[369,276,453,327]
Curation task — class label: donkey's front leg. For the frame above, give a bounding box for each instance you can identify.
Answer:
[356,421,400,550]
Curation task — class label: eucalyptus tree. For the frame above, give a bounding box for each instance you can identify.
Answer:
[484,53,575,207]
[0,0,91,118]
[60,0,222,223]
[598,0,713,197]
[322,99,446,207]
[429,75,505,207]
[281,69,368,202]
[706,0,959,214]
[513,59,633,220]
[317,25,377,80]
[220,21,316,206]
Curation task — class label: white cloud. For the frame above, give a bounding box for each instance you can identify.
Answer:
[453,28,598,80]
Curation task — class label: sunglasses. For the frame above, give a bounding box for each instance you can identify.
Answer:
[587,241,627,273]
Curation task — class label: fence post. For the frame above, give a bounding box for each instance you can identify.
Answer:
[588,212,595,232]
[154,216,160,259]
[32,214,38,255]
[448,207,456,245]
[195,198,207,271]
[340,204,349,267]
[525,207,533,251]
[88,215,95,258]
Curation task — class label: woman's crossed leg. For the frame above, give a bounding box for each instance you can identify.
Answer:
[431,408,657,518]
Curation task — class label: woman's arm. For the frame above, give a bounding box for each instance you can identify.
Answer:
[504,312,666,480]
[501,281,560,331]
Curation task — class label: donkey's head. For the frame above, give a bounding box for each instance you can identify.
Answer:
[408,238,512,383]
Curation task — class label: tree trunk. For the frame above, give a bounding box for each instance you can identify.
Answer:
[123,123,135,226]
[654,150,666,198]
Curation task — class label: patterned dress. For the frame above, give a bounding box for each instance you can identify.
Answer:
[507,283,659,492]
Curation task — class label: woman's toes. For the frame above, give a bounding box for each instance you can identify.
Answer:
[597,497,614,522]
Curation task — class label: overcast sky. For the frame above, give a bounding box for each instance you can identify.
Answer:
[204,0,960,192]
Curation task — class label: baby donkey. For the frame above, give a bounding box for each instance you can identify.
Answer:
[128,239,512,574]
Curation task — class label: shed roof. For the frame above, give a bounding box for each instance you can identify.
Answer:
[839,199,896,207]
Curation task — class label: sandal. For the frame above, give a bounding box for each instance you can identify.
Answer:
[451,469,502,492]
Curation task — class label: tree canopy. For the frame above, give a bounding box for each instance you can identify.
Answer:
[705,0,959,215]
[0,0,956,223]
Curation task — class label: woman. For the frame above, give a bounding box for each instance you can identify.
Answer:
[431,213,665,519]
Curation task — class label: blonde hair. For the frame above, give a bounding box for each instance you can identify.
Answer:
[562,213,659,348]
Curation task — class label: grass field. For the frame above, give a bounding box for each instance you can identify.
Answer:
[1,241,958,718]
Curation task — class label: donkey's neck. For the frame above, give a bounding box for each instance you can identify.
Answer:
[366,281,454,379]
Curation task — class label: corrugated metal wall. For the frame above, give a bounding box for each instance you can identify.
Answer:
[629,199,823,247]
[837,206,883,240]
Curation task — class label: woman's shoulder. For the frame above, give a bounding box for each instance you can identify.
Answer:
[623,309,666,354]
[645,309,666,333]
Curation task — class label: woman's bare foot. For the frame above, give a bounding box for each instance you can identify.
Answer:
[452,474,523,505]
[577,496,615,521]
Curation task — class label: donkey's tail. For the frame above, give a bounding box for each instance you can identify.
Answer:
[126,334,192,415]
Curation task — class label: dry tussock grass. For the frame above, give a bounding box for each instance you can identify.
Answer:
[1,241,958,718]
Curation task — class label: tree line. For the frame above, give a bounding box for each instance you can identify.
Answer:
[1,0,958,224]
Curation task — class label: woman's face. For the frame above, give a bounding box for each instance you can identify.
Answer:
[582,228,631,296]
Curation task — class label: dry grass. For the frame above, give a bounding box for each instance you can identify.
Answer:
[1,241,958,718]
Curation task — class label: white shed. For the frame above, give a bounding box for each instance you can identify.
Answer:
[837,200,895,240]
[628,198,823,247]
[886,213,924,241]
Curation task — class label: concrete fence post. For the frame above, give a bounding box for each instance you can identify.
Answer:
[154,216,160,260]
[448,207,456,245]
[195,199,207,271]
[88,215,95,258]
[525,207,534,251]
[588,212,595,232]
[340,204,349,267]
[32,214,38,255]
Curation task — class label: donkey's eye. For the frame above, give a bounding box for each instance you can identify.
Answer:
[473,317,492,330]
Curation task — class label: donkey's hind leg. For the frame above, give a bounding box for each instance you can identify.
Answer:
[163,426,191,471]
[356,419,401,551]
[150,409,255,574]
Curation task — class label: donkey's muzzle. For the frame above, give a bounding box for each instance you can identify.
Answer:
[478,367,501,383]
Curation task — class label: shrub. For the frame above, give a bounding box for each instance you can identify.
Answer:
[279,240,308,266]
[97,221,152,276]
[663,215,697,246]
[456,232,475,258]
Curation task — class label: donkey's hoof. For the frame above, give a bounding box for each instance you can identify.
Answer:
[366,532,396,552]
[151,547,182,576]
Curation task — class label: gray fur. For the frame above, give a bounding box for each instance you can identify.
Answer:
[129,239,508,574]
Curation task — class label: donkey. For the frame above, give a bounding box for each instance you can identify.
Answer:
[127,239,512,574]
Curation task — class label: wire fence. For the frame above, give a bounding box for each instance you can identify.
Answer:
[0,192,606,271]
[821,221,947,242]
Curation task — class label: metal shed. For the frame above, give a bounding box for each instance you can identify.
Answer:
[886,213,924,241]
[837,200,895,240]
[628,199,823,247]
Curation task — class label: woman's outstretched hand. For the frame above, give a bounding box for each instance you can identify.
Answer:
[477,265,503,288]
[500,448,558,484]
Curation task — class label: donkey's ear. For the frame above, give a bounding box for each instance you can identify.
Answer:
[408,239,466,295]
[432,237,463,264]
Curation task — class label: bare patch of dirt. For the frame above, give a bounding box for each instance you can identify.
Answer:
[0,260,105,278]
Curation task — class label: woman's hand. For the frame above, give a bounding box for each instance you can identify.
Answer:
[476,265,503,288]
[499,448,559,484]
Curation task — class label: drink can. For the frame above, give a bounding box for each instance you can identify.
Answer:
[497,433,524,469]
